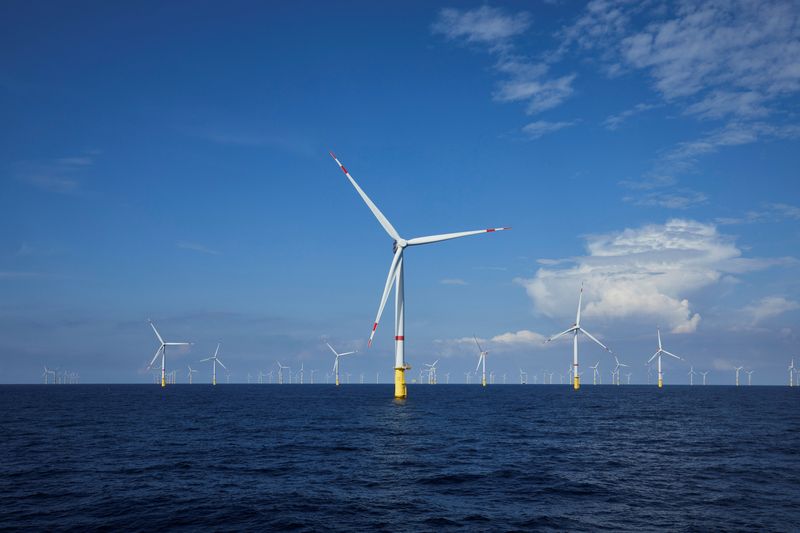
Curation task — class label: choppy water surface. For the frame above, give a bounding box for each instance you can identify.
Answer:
[2,384,799,531]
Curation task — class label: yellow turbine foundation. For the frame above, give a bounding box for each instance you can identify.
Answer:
[574,375,580,390]
[482,376,487,387]
[212,378,216,386]
[335,376,340,386]
[658,377,663,388]
[394,367,407,399]
[161,376,165,387]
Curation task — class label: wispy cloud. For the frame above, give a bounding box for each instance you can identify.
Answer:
[14,153,96,194]
[623,189,708,210]
[0,271,41,279]
[440,278,468,286]
[432,6,578,129]
[522,120,576,139]
[742,296,799,325]
[176,242,219,255]
[603,102,658,130]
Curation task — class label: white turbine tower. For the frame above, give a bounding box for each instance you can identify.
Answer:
[187,365,198,384]
[789,359,795,387]
[200,343,226,386]
[330,152,509,398]
[735,366,743,386]
[700,371,708,385]
[327,343,357,387]
[473,335,489,387]
[746,370,753,386]
[310,369,317,384]
[647,328,682,388]
[545,284,611,390]
[147,320,190,388]
[688,366,696,386]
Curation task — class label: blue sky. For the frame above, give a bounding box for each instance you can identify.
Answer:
[2,1,799,384]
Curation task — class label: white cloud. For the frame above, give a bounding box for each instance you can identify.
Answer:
[435,329,553,357]
[516,219,786,334]
[432,6,531,48]
[433,7,577,121]
[603,102,658,130]
[623,189,708,209]
[742,296,799,325]
[440,278,468,286]
[522,120,576,139]
[14,154,96,194]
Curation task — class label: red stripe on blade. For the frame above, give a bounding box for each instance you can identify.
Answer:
[372,323,378,331]
[486,228,495,232]
[395,336,404,341]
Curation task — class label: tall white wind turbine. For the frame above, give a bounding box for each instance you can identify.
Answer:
[187,365,198,384]
[199,343,226,386]
[700,371,708,385]
[424,360,439,384]
[327,342,357,387]
[688,366,696,386]
[790,359,795,387]
[746,370,753,386]
[147,320,190,388]
[545,284,611,390]
[276,361,289,385]
[647,328,682,388]
[330,152,509,399]
[735,366,743,386]
[613,355,628,385]
[474,335,489,387]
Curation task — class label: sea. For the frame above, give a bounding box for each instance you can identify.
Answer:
[2,384,799,531]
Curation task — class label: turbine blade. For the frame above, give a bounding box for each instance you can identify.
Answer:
[147,346,162,369]
[406,227,510,246]
[473,335,485,354]
[368,248,402,347]
[325,342,339,356]
[339,351,357,356]
[546,327,575,343]
[647,350,660,364]
[333,358,338,373]
[217,359,226,370]
[199,357,212,362]
[149,320,164,344]
[475,355,483,373]
[576,283,583,326]
[657,328,662,350]
[214,343,220,358]
[578,327,611,352]
[662,350,682,360]
[329,152,401,241]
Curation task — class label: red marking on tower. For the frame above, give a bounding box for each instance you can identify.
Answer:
[395,336,404,341]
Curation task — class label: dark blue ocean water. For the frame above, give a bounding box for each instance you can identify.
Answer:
[2,384,799,531]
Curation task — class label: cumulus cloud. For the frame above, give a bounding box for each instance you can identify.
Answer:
[435,329,552,357]
[515,219,786,334]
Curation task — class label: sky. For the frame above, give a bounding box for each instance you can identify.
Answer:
[1,0,799,385]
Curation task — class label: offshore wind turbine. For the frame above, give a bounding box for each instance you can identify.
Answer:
[613,356,628,385]
[199,343,226,386]
[590,362,600,385]
[327,343,357,387]
[647,328,682,388]
[147,320,190,388]
[545,284,612,390]
[700,371,708,385]
[746,370,753,386]
[187,365,198,384]
[688,366,696,386]
[790,359,795,387]
[735,366,744,386]
[330,152,509,398]
[276,361,289,384]
[474,335,489,387]
[424,360,439,384]
[310,369,317,384]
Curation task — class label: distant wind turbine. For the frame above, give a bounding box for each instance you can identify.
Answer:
[688,366,696,386]
[735,366,743,386]
[330,152,509,398]
[276,361,289,384]
[474,335,489,387]
[327,343,357,387]
[147,320,190,388]
[545,284,612,390]
[647,328,682,388]
[746,370,753,386]
[199,343,226,386]
[187,365,198,384]
[700,371,708,385]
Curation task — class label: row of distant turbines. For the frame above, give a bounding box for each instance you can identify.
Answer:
[41,367,79,384]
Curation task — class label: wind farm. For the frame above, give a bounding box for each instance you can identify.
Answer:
[4,2,800,532]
